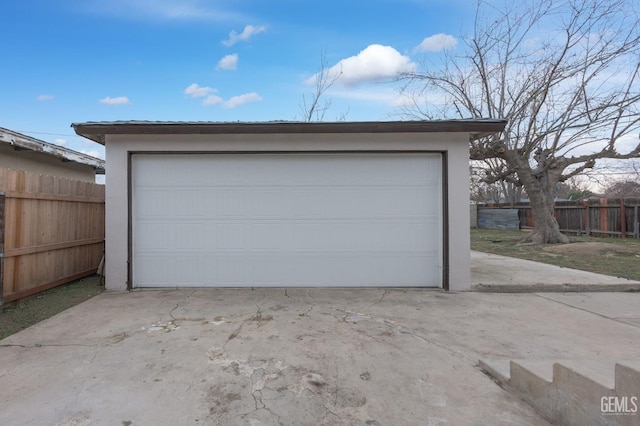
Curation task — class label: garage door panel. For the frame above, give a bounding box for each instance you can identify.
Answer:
[290,221,432,251]
[250,190,284,216]
[214,190,248,216]
[135,252,440,287]
[136,223,171,250]
[215,256,248,285]
[287,254,433,286]
[212,224,245,249]
[136,190,170,218]
[136,256,173,286]
[251,255,287,285]
[173,190,206,217]
[173,256,208,285]
[132,153,443,288]
[251,223,288,249]
[176,223,206,250]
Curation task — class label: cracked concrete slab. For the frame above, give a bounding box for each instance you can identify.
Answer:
[2,289,639,425]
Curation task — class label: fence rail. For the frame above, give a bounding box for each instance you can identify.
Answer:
[0,168,105,305]
[476,198,640,238]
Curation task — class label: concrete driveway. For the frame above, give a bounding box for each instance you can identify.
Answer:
[1,288,639,425]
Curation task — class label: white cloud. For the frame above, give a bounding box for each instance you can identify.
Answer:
[54,138,67,146]
[222,25,267,47]
[216,53,238,71]
[203,95,224,106]
[223,92,262,108]
[184,83,217,98]
[415,33,457,52]
[306,44,416,87]
[185,85,262,107]
[615,133,640,153]
[36,94,54,102]
[99,96,131,105]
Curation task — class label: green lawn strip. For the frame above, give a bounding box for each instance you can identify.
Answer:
[0,275,104,340]
[471,228,640,281]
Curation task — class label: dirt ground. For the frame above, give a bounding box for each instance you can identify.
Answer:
[542,241,639,255]
[0,275,104,340]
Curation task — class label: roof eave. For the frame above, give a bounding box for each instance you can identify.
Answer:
[0,127,105,169]
[72,120,507,146]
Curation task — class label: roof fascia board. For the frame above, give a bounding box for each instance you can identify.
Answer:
[72,120,507,145]
[0,127,105,171]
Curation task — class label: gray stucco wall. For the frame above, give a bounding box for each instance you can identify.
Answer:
[0,144,96,182]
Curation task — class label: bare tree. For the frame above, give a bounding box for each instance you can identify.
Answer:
[401,0,640,243]
[471,160,525,203]
[553,177,594,200]
[300,50,343,122]
[603,180,640,197]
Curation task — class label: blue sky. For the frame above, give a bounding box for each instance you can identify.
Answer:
[0,0,472,159]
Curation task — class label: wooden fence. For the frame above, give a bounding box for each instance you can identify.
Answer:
[0,168,105,305]
[477,198,640,238]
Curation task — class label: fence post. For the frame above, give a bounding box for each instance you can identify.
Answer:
[635,206,639,239]
[600,198,608,237]
[529,206,534,228]
[578,205,583,235]
[584,201,590,236]
[620,199,626,239]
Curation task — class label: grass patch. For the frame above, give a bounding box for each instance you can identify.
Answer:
[471,228,640,280]
[0,275,104,340]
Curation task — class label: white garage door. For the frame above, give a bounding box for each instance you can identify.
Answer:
[132,153,443,287]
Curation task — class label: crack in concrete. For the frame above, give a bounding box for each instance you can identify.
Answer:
[232,366,283,425]
[168,289,197,321]
[333,363,339,407]
[1,329,137,351]
[303,304,314,317]
[256,291,266,317]
[0,343,99,349]
[284,289,315,318]
[335,308,472,362]
[318,363,342,425]
[534,293,640,329]
[368,289,389,308]
[307,288,318,303]
[250,368,265,408]
[223,324,244,348]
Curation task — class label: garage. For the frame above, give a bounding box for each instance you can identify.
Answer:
[72,120,507,292]
[132,153,442,288]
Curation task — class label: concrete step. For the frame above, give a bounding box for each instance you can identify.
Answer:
[477,359,510,385]
[615,360,640,408]
[479,359,640,426]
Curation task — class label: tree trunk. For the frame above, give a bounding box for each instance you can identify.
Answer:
[512,157,570,244]
[524,181,570,244]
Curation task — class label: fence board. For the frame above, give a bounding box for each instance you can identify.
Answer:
[0,168,105,304]
[477,198,640,238]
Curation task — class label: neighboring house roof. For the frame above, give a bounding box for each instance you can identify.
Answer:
[0,127,105,174]
[71,119,508,145]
